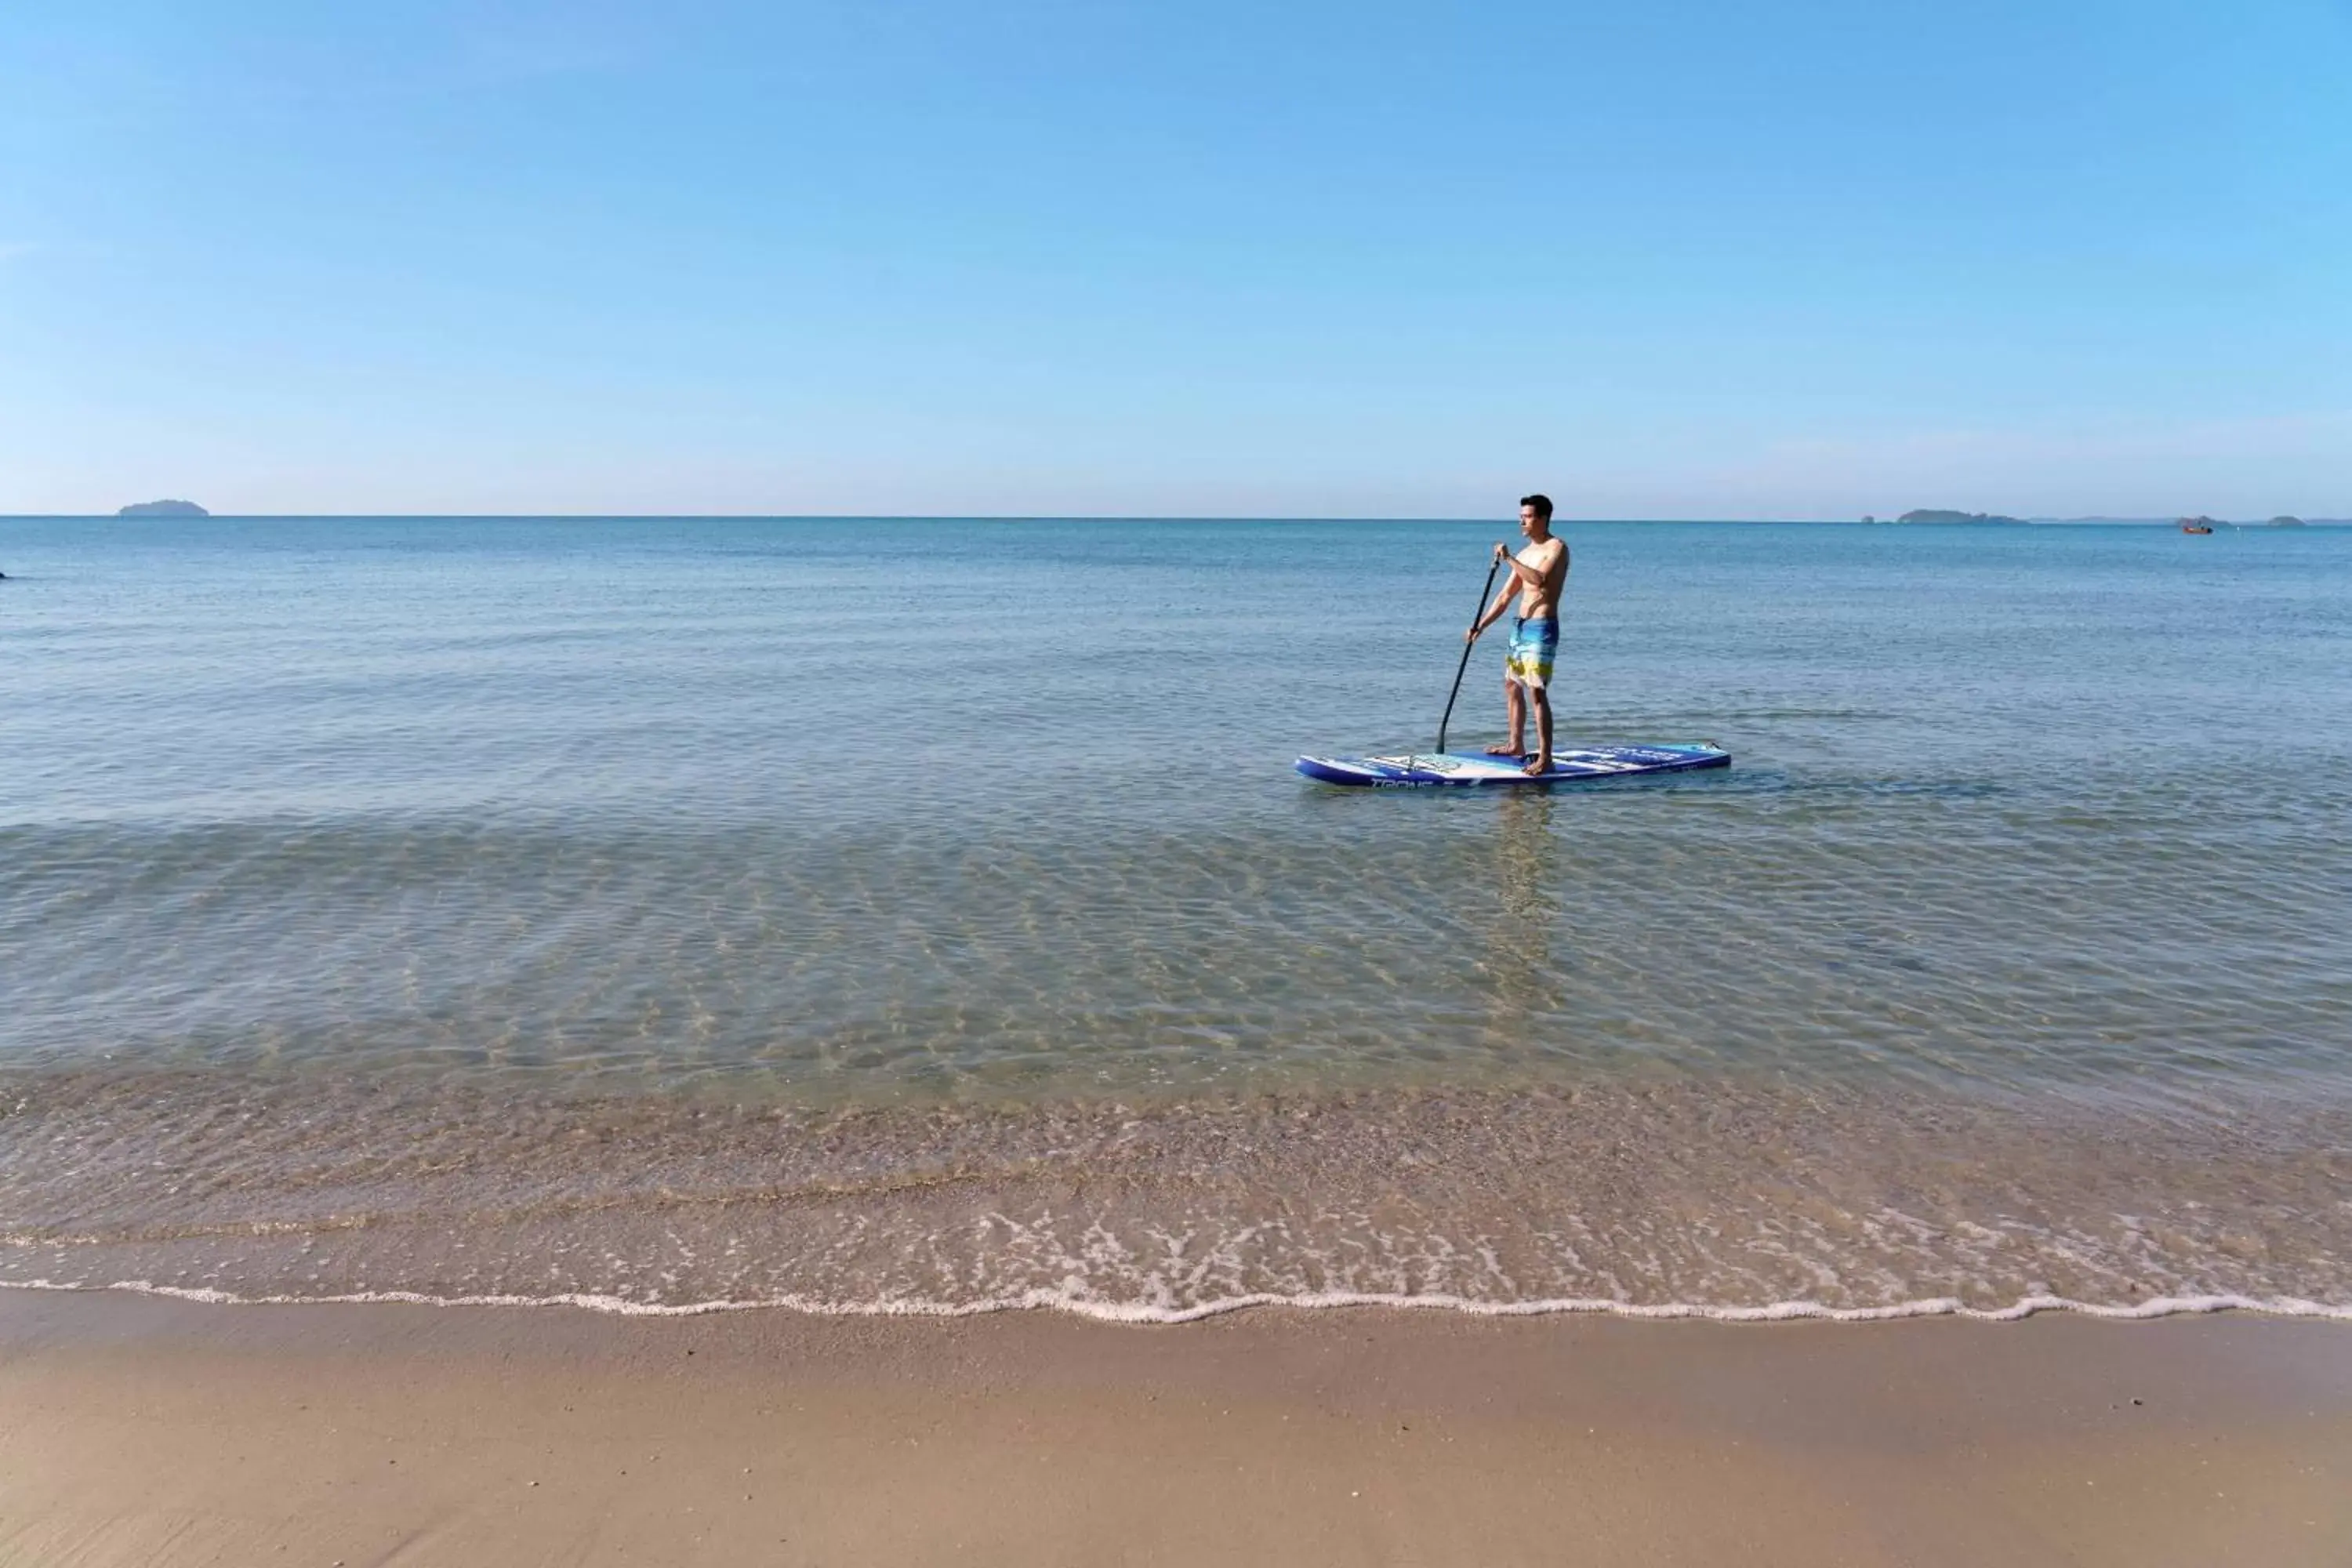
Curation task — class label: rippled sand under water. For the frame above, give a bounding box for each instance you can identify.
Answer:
[6,1071,2348,1319]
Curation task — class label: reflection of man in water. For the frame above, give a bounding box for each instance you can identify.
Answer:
[1481,788,1563,1019]
[1466,494,1570,774]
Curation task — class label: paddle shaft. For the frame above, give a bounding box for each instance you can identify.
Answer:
[1434,549,1507,754]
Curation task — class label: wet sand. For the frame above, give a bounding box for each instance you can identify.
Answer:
[3,1291,2349,1566]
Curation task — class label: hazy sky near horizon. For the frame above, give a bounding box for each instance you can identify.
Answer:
[3,1,2347,518]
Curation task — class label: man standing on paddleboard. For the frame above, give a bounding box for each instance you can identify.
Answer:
[1465,494,1570,775]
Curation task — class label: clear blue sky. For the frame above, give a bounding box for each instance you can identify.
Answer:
[3,1,2347,517]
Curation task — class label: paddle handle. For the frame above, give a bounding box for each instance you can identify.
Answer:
[1434,549,1506,755]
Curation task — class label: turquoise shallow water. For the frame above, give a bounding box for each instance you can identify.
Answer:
[3,517,2349,1316]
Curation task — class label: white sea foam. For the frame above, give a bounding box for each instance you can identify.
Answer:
[9,1076,2352,1330]
[7,1276,2349,1325]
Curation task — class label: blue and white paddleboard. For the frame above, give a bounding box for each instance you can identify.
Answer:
[1295,742,1730,787]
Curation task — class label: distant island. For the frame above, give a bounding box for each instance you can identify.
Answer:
[1895,509,2027,525]
[2269,516,2307,528]
[118,499,209,517]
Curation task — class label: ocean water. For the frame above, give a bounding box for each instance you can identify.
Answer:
[3,516,2349,1320]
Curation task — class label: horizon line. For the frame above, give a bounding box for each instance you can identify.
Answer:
[8,513,2344,525]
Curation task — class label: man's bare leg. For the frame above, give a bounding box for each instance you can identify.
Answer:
[1486,679,1526,754]
[1523,689,1553,775]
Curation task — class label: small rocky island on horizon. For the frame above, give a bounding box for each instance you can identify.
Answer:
[118,499,209,517]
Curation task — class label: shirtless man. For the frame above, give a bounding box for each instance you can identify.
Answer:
[1465,494,1570,775]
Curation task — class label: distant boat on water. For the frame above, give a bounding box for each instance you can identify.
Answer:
[2179,517,2216,535]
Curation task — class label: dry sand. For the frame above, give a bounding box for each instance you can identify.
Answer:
[3,1290,2349,1566]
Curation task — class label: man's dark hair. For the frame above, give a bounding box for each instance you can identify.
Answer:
[1519,493,1554,522]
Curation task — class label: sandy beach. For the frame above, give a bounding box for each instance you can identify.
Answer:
[4,1290,2348,1566]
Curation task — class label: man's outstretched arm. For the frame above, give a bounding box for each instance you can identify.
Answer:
[1467,583,1517,641]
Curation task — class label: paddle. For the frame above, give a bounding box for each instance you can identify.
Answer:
[1432,546,1506,757]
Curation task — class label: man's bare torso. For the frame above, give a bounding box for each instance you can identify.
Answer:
[1512,537,1570,619]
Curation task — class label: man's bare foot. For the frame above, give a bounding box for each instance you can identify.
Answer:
[1484,742,1525,756]
[1522,754,1552,775]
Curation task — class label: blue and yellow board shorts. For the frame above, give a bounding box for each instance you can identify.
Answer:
[1505,615,1558,691]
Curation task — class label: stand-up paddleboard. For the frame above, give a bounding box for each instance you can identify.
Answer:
[1296,743,1729,787]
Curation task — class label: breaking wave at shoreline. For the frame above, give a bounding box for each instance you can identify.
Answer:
[7,1276,2352,1326]
[8,1071,2349,1325]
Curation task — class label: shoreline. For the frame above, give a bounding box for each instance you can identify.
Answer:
[5,1288,2349,1565]
[8,1277,2352,1324]
[13,1073,2350,1319]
